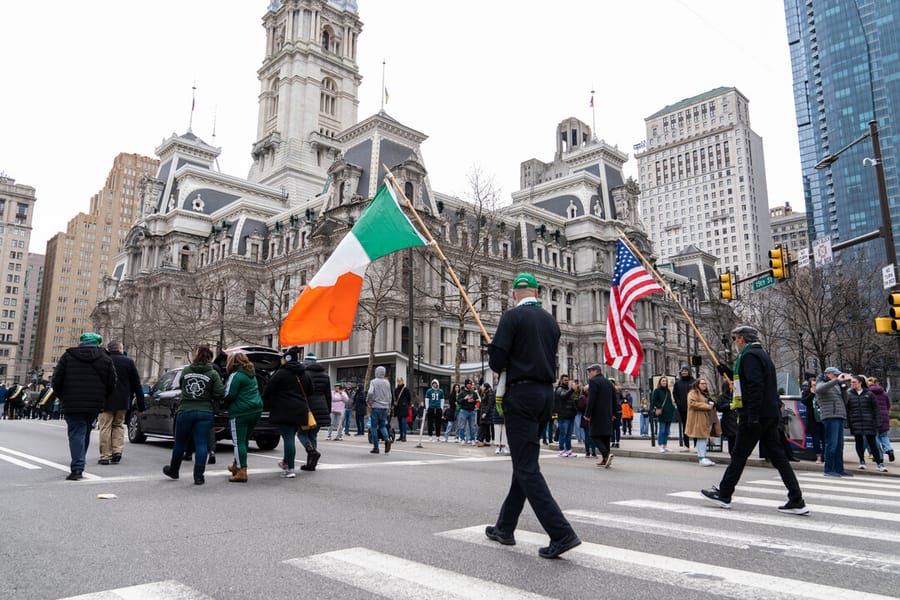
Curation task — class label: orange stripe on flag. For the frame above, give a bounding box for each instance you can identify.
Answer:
[279,272,364,346]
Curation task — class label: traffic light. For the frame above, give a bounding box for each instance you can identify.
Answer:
[719,273,734,300]
[875,293,900,333]
[769,247,787,279]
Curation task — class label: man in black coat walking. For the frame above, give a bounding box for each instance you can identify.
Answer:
[52,332,116,480]
[673,365,694,449]
[584,364,617,468]
[486,272,580,559]
[701,325,808,515]
[98,341,145,465]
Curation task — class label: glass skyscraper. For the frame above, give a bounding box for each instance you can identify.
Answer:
[784,0,899,265]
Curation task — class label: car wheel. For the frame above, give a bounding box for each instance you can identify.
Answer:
[128,411,146,443]
[255,435,279,451]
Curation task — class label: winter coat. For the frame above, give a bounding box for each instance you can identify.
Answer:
[353,388,368,414]
[305,361,332,427]
[685,389,721,439]
[734,342,780,422]
[870,385,891,434]
[673,374,694,414]
[177,361,225,414]
[481,388,496,422]
[554,384,577,420]
[52,345,116,415]
[107,351,145,413]
[846,388,880,436]
[800,385,819,424]
[224,367,264,421]
[331,389,348,414]
[394,384,411,413]
[265,362,313,428]
[715,391,738,439]
[651,386,676,423]
[585,373,616,437]
[814,376,847,420]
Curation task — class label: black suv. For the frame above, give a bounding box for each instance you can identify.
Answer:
[127,345,283,451]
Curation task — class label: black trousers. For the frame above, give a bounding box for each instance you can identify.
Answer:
[591,434,611,459]
[495,384,575,541]
[718,417,803,502]
[426,407,442,436]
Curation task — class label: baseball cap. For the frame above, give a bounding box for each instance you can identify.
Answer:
[512,272,539,289]
[464,378,473,385]
[586,363,602,372]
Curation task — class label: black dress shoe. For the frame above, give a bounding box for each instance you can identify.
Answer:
[97,458,111,465]
[110,453,122,464]
[538,533,581,559]
[65,470,83,481]
[484,525,516,546]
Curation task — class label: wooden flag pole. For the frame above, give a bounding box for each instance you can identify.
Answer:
[615,231,723,368]
[384,167,492,344]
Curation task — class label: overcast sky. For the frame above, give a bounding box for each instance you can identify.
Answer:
[1,0,800,253]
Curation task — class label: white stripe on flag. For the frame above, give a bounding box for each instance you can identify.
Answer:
[285,547,550,600]
[437,526,894,600]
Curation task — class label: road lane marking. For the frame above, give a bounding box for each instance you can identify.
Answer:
[613,499,900,543]
[0,445,101,479]
[794,475,900,490]
[0,453,41,469]
[56,579,213,599]
[752,478,900,497]
[669,491,898,522]
[565,509,900,573]
[736,484,900,508]
[285,547,551,600]
[438,526,896,600]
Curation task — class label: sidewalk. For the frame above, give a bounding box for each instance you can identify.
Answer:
[576,434,899,478]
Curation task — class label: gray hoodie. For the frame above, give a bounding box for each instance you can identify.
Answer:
[367,366,393,410]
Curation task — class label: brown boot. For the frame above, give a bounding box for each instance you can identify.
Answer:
[227,462,238,475]
[228,467,248,482]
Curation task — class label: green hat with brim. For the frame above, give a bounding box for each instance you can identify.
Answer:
[513,272,539,289]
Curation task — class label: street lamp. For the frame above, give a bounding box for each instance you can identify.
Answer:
[661,326,668,376]
[815,120,897,289]
[188,291,226,354]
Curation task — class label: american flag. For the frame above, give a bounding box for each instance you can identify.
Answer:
[604,239,664,376]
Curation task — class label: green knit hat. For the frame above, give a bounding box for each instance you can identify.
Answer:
[79,332,103,346]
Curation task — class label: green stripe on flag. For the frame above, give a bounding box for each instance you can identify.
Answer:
[352,184,426,260]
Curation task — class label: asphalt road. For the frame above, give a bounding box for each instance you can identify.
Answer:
[1,419,898,599]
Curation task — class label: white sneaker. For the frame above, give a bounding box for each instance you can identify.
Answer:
[859,463,867,470]
[280,469,296,478]
[495,447,502,454]
[877,464,888,472]
[559,450,566,457]
[699,458,716,466]
[658,447,667,453]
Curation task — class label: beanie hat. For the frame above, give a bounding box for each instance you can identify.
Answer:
[79,332,102,346]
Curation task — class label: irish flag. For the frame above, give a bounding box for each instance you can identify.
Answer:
[279,180,427,345]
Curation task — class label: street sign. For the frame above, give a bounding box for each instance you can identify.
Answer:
[883,264,896,289]
[752,275,776,290]
[798,248,810,268]
[813,236,833,266]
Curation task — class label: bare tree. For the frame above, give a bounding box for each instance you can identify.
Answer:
[356,253,405,388]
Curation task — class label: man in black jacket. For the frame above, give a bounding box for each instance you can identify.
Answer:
[672,365,694,449]
[701,325,807,515]
[52,332,116,480]
[486,272,580,559]
[98,341,145,465]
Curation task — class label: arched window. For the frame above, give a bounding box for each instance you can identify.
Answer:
[404,181,414,204]
[267,77,279,119]
[320,78,336,116]
[321,29,330,51]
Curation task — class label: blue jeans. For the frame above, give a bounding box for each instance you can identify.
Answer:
[171,410,213,467]
[370,407,390,449]
[822,418,845,475]
[557,418,574,451]
[574,412,585,442]
[640,414,649,436]
[877,431,894,454]
[343,408,353,435]
[458,409,477,442]
[396,410,408,438]
[658,421,672,447]
[64,413,95,471]
[297,426,319,452]
[278,425,298,469]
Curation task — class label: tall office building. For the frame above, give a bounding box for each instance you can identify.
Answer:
[637,87,772,277]
[0,175,36,383]
[33,153,158,371]
[784,1,900,264]
[770,202,809,256]
[17,253,44,383]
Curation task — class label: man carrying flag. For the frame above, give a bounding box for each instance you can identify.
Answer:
[280,179,426,346]
[604,239,664,376]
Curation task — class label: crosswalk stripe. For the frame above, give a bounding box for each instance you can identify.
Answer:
[736,484,900,508]
[437,526,894,600]
[314,456,509,470]
[0,452,41,469]
[746,479,900,499]
[57,580,212,599]
[285,547,550,599]
[795,475,900,490]
[669,491,898,522]
[564,509,900,573]
[613,499,900,543]
[0,445,101,479]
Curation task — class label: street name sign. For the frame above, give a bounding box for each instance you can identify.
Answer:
[752,275,776,291]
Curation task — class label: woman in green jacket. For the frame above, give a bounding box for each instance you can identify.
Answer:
[164,346,225,485]
[224,352,263,482]
[651,376,677,453]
